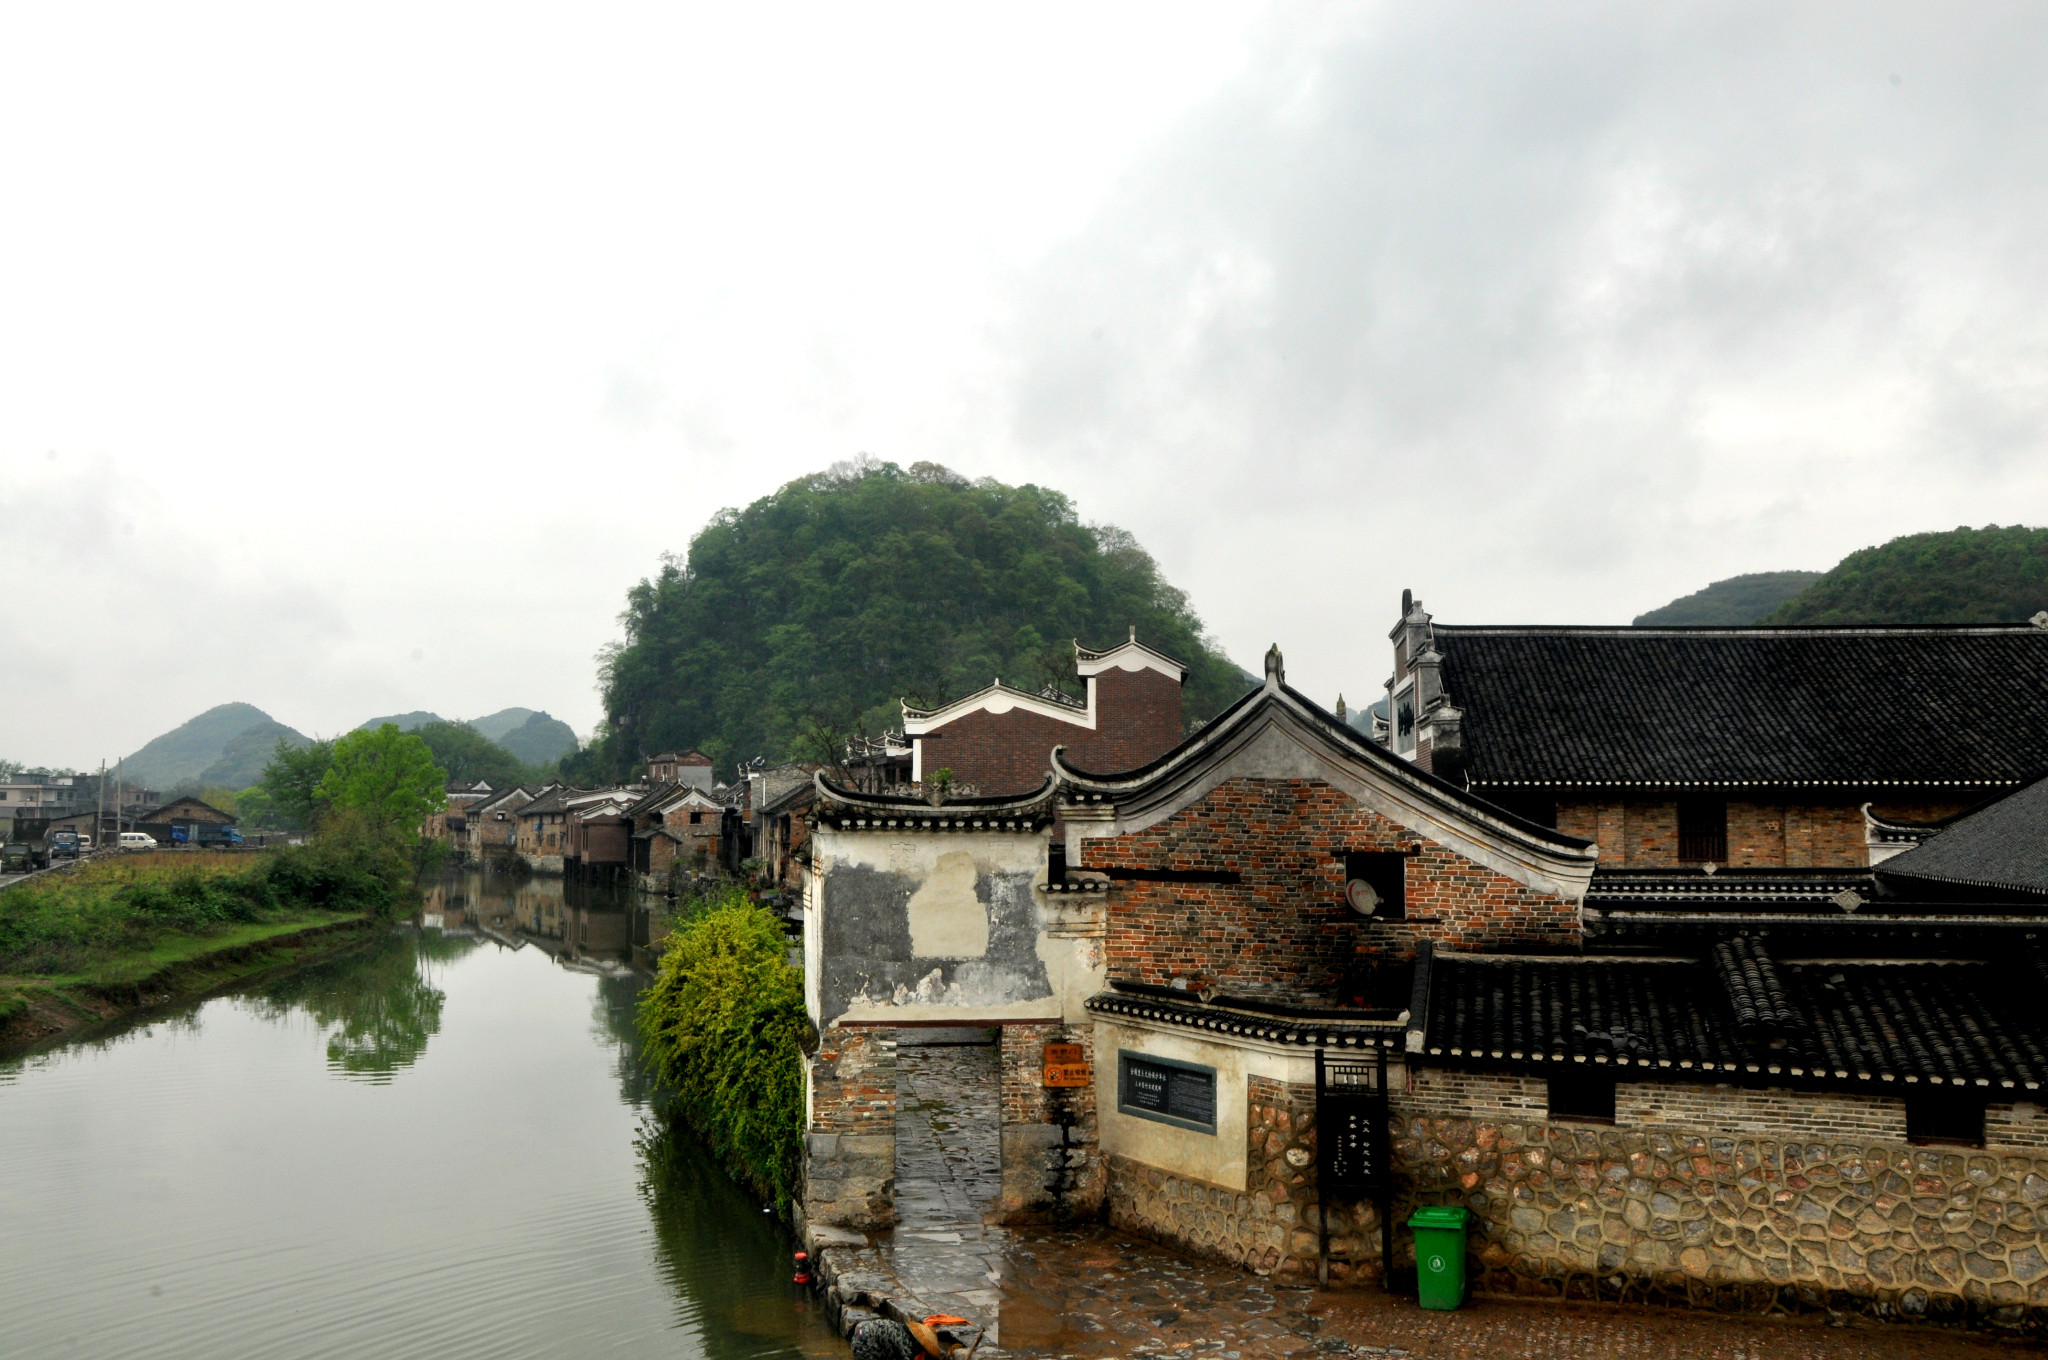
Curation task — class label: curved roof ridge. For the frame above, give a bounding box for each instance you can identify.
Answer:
[814,769,1059,814]
[1053,677,1593,856]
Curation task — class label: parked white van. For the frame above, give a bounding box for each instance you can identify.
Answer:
[118,832,157,849]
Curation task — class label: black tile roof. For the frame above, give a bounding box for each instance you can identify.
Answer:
[1878,775,2048,899]
[1422,950,2048,1092]
[1085,984,1402,1050]
[1433,624,2048,788]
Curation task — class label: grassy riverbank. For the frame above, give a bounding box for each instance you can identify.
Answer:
[0,843,409,1051]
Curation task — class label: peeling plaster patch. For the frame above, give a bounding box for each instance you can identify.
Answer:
[907,850,989,958]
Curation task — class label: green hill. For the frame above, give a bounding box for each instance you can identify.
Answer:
[1764,525,2048,625]
[1634,571,1824,626]
[469,708,537,744]
[193,719,313,788]
[354,711,442,732]
[122,703,312,790]
[496,711,578,766]
[573,460,1253,779]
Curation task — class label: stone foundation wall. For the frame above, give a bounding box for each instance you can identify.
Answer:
[1105,1076,1384,1286]
[1393,1112,2048,1329]
[998,1022,1103,1221]
[1100,1062,2048,1330]
[804,1028,898,1230]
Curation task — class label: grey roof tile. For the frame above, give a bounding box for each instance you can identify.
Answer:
[1435,625,2048,787]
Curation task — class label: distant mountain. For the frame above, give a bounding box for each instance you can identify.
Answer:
[496,711,578,767]
[469,708,537,744]
[1764,525,2048,625]
[354,711,443,732]
[121,703,311,791]
[194,719,311,789]
[1634,572,1824,626]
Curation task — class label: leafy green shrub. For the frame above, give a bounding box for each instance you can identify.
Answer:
[638,891,807,1207]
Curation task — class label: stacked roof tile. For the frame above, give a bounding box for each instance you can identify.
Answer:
[1423,951,2048,1091]
[1877,775,2048,898]
[1432,625,2048,788]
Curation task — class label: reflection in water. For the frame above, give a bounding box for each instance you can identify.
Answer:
[0,866,843,1360]
[239,930,479,1083]
[640,1122,845,1360]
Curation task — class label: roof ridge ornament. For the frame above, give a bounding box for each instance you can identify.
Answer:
[1264,643,1284,688]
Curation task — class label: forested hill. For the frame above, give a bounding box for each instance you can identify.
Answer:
[573,461,1253,779]
[1633,571,1822,625]
[1762,525,2048,625]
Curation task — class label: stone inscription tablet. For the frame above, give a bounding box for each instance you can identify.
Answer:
[1118,1052,1217,1133]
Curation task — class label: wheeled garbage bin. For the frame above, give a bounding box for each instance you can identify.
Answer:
[1408,1205,1471,1310]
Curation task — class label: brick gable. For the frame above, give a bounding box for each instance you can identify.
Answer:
[1085,777,1580,999]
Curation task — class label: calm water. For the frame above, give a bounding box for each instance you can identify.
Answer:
[0,870,840,1360]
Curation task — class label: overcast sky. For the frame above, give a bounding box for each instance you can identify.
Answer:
[6,3,2048,769]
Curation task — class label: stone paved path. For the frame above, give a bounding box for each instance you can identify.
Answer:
[887,1040,1012,1325]
[880,1045,2031,1360]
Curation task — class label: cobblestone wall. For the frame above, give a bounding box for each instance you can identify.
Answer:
[1105,1077,1384,1286]
[998,1022,1103,1222]
[1393,1112,2048,1329]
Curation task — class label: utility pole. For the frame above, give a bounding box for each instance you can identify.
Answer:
[97,760,106,851]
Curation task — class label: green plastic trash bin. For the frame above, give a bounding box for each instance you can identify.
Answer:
[1409,1205,1470,1310]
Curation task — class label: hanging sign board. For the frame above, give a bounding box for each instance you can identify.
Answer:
[1043,1042,1091,1087]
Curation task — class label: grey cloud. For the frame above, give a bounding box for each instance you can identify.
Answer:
[0,468,356,765]
[994,3,2048,677]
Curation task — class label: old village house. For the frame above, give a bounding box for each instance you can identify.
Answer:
[797,602,2048,1329]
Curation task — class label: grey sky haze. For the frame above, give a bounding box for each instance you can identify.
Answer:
[5,3,2046,768]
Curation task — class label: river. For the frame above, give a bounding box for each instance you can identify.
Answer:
[0,869,842,1360]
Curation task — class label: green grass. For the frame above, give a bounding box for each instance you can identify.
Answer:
[0,843,406,981]
[28,911,347,987]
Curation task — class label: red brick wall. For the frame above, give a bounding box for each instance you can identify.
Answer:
[1085,778,1578,995]
[808,1028,896,1133]
[998,1022,1102,1221]
[922,666,1186,795]
[1069,667,1184,773]
[1557,796,1978,869]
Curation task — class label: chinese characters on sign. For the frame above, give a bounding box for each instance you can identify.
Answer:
[1043,1042,1091,1087]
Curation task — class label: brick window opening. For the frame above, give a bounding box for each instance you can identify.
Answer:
[1547,1071,1616,1123]
[689,811,703,824]
[1343,851,1407,919]
[1678,796,1727,864]
[1906,1093,1986,1147]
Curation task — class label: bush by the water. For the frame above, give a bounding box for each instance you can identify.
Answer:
[0,834,410,977]
[638,891,807,1207]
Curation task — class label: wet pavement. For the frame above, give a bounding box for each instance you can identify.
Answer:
[877,1045,2030,1360]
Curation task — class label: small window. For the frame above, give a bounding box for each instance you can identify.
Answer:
[1118,1052,1217,1134]
[1343,851,1407,919]
[1678,796,1727,864]
[1548,1071,1616,1123]
[689,811,703,825]
[1907,1093,1986,1147]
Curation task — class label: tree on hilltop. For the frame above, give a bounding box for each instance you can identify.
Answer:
[1764,525,2048,625]
[572,459,1251,780]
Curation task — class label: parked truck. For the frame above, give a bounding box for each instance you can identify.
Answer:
[2,818,52,872]
[169,824,244,848]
